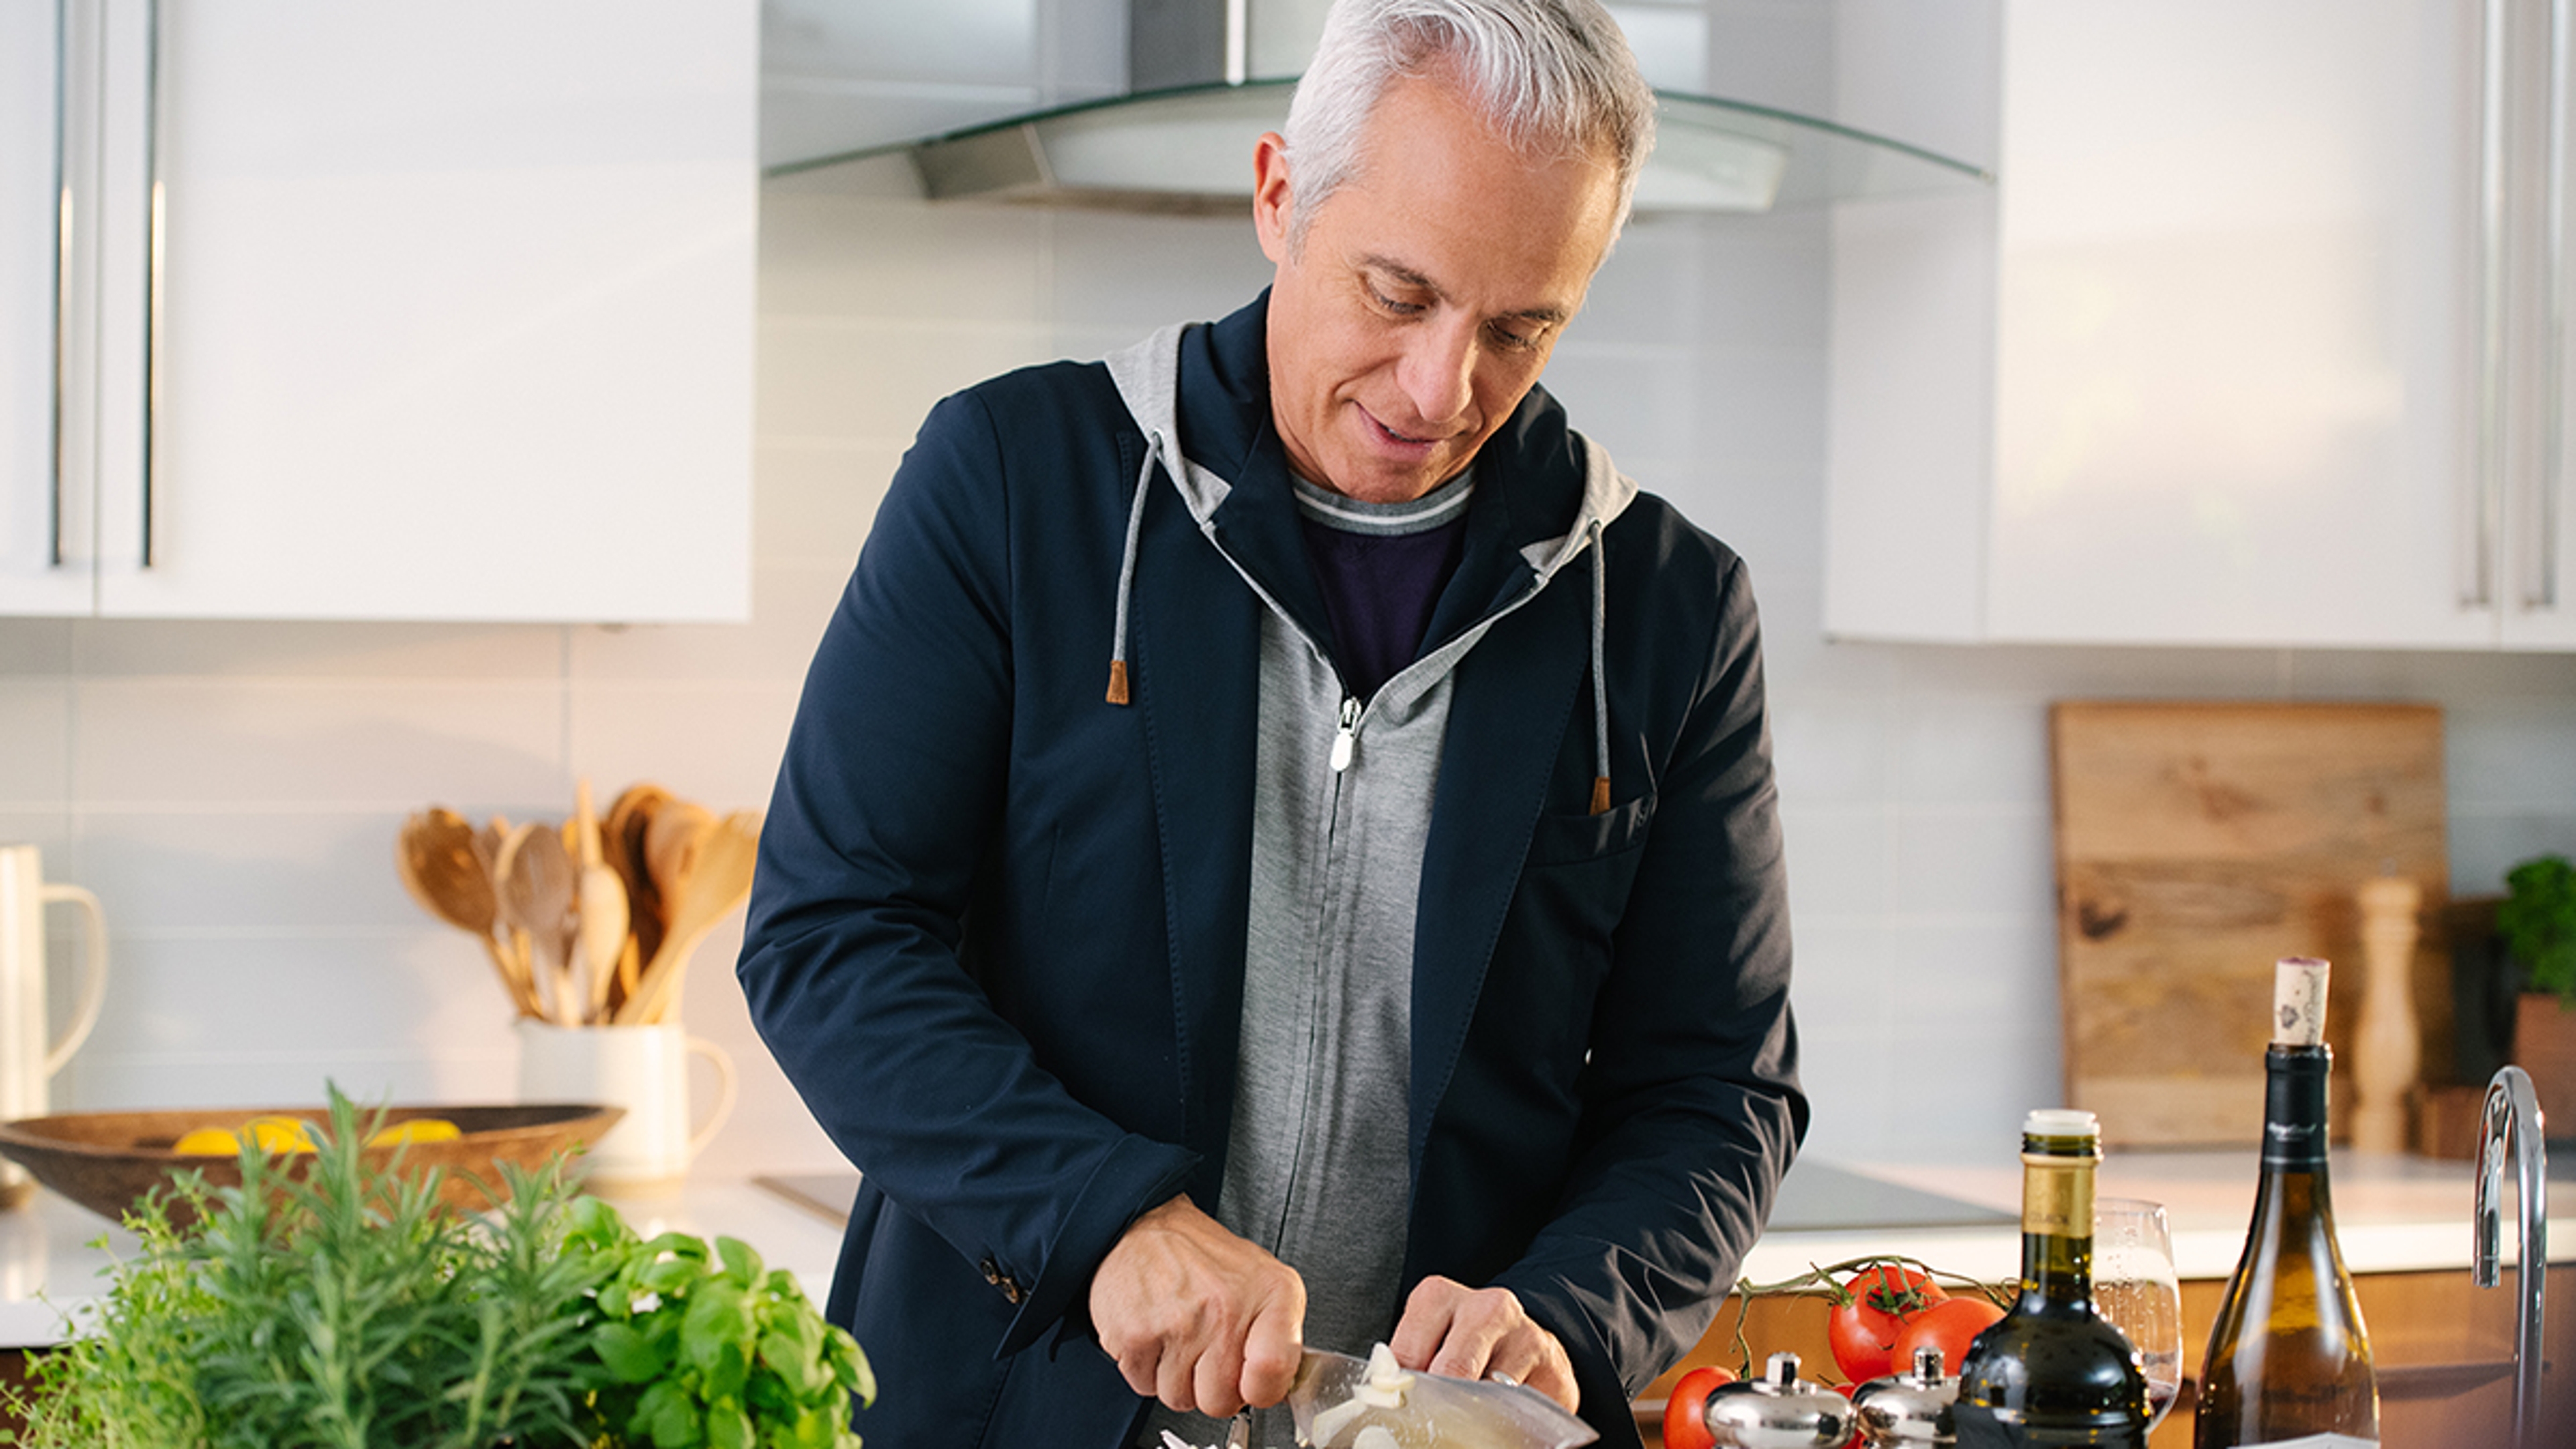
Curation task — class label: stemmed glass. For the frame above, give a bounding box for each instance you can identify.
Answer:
[2094,1196,2185,1430]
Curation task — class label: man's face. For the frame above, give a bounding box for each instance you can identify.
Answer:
[1253,70,1620,504]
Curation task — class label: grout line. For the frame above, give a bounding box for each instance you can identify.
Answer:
[558,623,576,784]
[108,925,443,942]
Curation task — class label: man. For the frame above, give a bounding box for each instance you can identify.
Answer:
[737,2,1805,1445]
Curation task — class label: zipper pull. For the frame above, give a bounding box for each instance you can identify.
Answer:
[1329,696,1360,772]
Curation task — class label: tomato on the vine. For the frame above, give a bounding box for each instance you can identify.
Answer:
[1660,1364,1736,1449]
[1887,1295,2006,1379]
[1825,1264,1948,1383]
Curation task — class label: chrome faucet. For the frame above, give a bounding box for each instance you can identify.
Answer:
[2473,1064,2547,1448]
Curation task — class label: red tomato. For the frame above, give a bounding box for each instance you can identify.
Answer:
[1825,1265,1949,1383]
[1888,1296,2006,1379]
[1660,1364,1736,1449]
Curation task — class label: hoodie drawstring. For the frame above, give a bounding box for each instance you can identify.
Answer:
[1589,519,1611,815]
[1106,434,1160,706]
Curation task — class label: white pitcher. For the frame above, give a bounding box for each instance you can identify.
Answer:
[0,846,108,1205]
[515,1018,735,1193]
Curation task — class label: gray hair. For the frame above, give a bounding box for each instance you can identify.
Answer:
[1279,0,1657,252]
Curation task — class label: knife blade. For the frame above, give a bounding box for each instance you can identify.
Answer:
[1283,1348,1597,1449]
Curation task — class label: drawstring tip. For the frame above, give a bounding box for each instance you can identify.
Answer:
[1589,776,1611,815]
[1105,659,1131,706]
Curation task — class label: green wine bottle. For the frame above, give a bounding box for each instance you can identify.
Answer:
[2194,957,2378,1448]
[1953,1109,2151,1448]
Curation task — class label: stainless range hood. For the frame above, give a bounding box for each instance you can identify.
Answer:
[764,0,1989,214]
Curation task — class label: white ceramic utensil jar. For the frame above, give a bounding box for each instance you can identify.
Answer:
[0,846,108,1205]
[515,1018,736,1192]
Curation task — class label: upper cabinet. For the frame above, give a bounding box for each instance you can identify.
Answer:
[1827,0,2576,650]
[1,0,756,622]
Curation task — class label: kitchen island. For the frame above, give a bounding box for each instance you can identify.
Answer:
[0,1152,2559,1445]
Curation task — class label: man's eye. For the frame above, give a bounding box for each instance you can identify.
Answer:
[1367,282,1423,315]
[1490,322,1543,352]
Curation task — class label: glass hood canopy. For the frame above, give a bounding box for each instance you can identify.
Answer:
[768,78,1990,215]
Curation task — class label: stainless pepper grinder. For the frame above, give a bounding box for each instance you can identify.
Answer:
[1851,1344,1959,1446]
[1700,1351,1855,1448]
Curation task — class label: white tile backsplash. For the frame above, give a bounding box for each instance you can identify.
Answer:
[751,441,902,569]
[756,317,1056,445]
[68,680,567,806]
[0,683,72,803]
[1,1,2571,1188]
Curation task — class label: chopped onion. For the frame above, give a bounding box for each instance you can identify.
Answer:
[1310,1397,1368,1446]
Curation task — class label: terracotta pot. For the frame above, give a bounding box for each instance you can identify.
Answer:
[2511,991,2576,1140]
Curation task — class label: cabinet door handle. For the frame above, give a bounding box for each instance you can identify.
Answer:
[2473,0,2511,611]
[2536,0,2572,610]
[139,0,160,569]
[48,0,68,567]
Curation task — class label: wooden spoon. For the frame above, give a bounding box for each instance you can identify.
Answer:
[604,783,672,973]
[616,810,760,1026]
[644,798,714,904]
[573,779,630,1024]
[397,808,538,1017]
[493,821,580,1025]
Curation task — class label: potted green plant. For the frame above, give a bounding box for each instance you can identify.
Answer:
[2498,854,2576,1139]
[1,1087,873,1448]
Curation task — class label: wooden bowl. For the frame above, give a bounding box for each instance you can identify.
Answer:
[0,1103,626,1226]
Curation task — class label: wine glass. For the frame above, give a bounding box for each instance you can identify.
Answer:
[2094,1196,2185,1430]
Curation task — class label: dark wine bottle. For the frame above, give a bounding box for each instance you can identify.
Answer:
[1953,1109,2150,1448]
[2194,957,2379,1447]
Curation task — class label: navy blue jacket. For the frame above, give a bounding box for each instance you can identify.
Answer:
[738,293,1805,1448]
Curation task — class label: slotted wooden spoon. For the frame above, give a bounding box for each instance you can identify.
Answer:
[397,808,539,1017]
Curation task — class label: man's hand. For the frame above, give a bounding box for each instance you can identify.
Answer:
[1388,1276,1579,1412]
[1089,1195,1307,1416]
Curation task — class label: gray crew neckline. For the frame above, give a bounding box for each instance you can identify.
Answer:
[1289,468,1476,537]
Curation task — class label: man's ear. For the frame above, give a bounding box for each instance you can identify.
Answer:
[1252,131,1293,264]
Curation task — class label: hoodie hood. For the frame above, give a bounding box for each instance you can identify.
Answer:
[1099,294,1636,810]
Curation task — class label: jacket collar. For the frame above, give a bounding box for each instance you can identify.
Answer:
[1157,290,1616,655]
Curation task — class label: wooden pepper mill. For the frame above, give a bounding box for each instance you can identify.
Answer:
[2351,874,2422,1153]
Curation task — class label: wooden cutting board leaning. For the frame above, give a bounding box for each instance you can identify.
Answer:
[2049,701,2452,1147]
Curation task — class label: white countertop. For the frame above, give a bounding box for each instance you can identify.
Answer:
[0,1150,2552,1347]
[0,1177,850,1350]
[1741,1150,2571,1287]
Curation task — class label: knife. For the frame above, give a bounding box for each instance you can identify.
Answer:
[1283,1348,1598,1449]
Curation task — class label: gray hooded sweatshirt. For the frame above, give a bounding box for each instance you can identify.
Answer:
[1105,323,1635,1445]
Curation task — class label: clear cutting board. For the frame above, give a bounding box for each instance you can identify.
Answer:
[2049,701,2451,1147]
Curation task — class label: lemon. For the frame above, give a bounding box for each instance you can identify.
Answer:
[366,1118,460,1147]
[172,1127,240,1156]
[243,1116,320,1153]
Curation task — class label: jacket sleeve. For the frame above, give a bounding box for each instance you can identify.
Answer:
[737,388,1197,1355]
[1491,551,1807,1422]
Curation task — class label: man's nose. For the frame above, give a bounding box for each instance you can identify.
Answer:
[1396,315,1478,428]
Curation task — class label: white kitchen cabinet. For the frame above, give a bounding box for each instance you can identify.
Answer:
[2,0,755,622]
[0,0,94,614]
[1828,0,2576,650]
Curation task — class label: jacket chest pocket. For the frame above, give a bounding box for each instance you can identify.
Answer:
[1521,791,1655,867]
[1507,790,1657,963]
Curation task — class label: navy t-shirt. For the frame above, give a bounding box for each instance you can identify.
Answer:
[1292,469,1474,702]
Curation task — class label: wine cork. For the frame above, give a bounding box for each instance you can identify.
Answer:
[2273,956,2330,1046]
